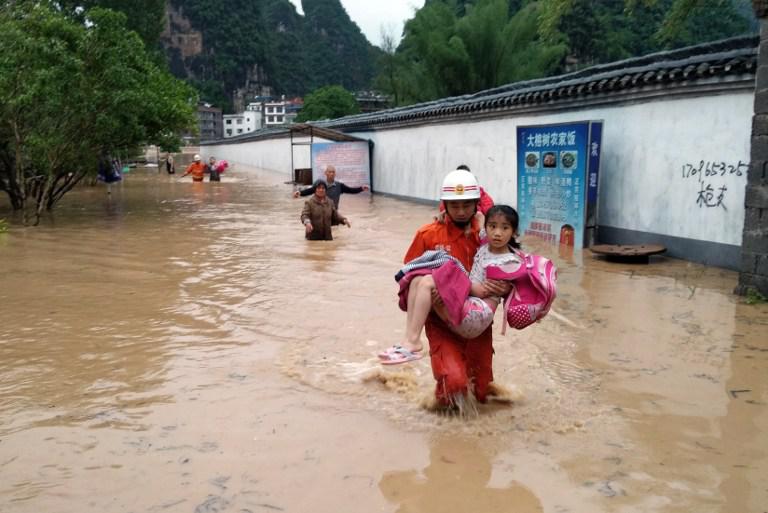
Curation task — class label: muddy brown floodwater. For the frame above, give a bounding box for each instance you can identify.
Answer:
[0,166,766,513]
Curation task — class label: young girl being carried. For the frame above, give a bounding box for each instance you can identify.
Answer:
[453,204,521,338]
[380,205,521,365]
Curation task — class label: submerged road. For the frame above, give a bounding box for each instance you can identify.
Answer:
[0,166,766,512]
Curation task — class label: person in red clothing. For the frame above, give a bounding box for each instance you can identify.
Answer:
[379,169,510,408]
[182,154,206,182]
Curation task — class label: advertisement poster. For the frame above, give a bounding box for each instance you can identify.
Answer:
[311,142,371,187]
[516,121,603,249]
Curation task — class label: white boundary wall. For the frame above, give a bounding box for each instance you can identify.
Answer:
[203,91,752,248]
[203,136,333,175]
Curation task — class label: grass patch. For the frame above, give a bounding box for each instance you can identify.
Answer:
[745,288,768,305]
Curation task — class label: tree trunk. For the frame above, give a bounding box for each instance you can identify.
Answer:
[33,175,55,226]
[12,121,26,215]
[47,171,86,210]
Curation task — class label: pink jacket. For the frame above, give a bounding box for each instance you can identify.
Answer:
[397,261,471,327]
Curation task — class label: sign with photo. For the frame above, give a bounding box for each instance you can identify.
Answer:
[516,121,603,249]
[310,142,371,187]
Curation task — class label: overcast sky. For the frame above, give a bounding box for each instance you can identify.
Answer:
[287,0,425,47]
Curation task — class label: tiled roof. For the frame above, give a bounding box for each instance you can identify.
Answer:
[321,35,758,131]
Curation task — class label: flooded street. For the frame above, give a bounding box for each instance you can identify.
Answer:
[1,166,766,513]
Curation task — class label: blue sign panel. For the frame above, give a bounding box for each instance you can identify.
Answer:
[517,122,601,249]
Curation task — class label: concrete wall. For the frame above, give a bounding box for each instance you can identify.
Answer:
[202,91,753,268]
[202,136,335,176]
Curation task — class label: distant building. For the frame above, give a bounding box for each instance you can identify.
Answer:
[355,91,391,113]
[246,102,265,129]
[285,97,304,125]
[264,100,287,126]
[215,96,302,139]
[223,111,259,138]
[259,96,304,126]
[188,103,222,143]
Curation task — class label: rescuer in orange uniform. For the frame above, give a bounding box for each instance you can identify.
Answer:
[385,169,510,407]
[182,154,206,182]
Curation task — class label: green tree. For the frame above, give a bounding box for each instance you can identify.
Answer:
[377,0,753,106]
[374,28,406,106]
[496,2,567,83]
[380,0,566,105]
[541,0,753,48]
[58,0,166,49]
[295,85,360,122]
[0,2,197,224]
[396,1,465,101]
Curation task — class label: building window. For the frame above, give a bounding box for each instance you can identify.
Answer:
[236,118,242,124]
[237,129,243,134]
[268,116,274,122]
[226,129,232,136]
[226,119,232,125]
[276,116,284,123]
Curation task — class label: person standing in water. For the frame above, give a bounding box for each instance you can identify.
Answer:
[378,169,510,408]
[301,180,351,240]
[165,154,175,175]
[207,156,221,182]
[293,164,369,209]
[182,154,206,182]
[382,205,522,366]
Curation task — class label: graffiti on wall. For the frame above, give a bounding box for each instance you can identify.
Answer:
[681,160,748,211]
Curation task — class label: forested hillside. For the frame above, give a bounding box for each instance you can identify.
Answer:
[55,0,758,112]
[377,0,758,106]
[163,0,379,110]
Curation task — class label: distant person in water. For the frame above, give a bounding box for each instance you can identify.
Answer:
[182,154,206,182]
[165,154,175,175]
[301,180,350,240]
[293,164,369,209]
[207,156,221,182]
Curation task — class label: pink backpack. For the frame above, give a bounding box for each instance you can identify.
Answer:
[485,250,557,331]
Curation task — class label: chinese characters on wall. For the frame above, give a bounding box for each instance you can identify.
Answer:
[681,160,748,211]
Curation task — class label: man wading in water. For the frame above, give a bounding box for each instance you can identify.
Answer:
[293,164,369,209]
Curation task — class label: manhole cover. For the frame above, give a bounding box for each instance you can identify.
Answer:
[589,244,666,263]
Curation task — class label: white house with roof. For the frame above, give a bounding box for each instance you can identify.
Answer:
[223,111,260,138]
[264,100,287,126]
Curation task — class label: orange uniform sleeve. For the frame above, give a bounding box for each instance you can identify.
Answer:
[404,230,429,264]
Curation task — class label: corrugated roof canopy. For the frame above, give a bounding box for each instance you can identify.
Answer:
[289,123,365,142]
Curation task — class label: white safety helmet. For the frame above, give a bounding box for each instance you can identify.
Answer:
[193,154,201,162]
[440,169,481,200]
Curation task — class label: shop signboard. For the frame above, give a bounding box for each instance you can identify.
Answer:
[310,142,371,187]
[516,121,603,248]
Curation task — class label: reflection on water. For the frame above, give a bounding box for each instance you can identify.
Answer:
[0,166,766,512]
[380,436,542,513]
